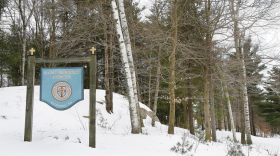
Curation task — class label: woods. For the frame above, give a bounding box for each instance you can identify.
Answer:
[1,0,280,144]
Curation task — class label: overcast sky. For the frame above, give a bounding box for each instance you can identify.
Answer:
[137,0,153,20]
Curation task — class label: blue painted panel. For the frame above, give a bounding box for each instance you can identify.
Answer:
[40,67,84,110]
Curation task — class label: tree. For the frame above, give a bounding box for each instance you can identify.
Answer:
[167,0,179,135]
[243,37,266,136]
[148,0,164,127]
[111,0,141,133]
[118,0,144,127]
[100,0,114,114]
[217,64,237,142]
[7,0,36,85]
[203,0,227,142]
[257,67,280,135]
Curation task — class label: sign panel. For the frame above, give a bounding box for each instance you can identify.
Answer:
[40,67,84,110]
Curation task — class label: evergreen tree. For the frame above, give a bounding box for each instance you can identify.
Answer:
[243,37,266,136]
[256,67,280,135]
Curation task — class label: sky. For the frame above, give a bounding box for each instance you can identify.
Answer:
[136,0,153,20]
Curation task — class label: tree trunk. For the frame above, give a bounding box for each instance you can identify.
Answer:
[168,39,176,134]
[152,50,161,127]
[109,11,114,114]
[184,101,189,129]
[201,106,205,130]
[223,82,237,142]
[148,53,152,108]
[224,114,228,131]
[0,71,3,87]
[168,0,178,135]
[231,0,252,144]
[20,0,27,86]
[188,86,194,135]
[118,0,144,128]
[152,0,160,127]
[101,2,113,114]
[249,101,256,136]
[135,67,142,103]
[114,70,119,93]
[209,71,216,141]
[111,0,141,133]
[21,26,26,86]
[187,62,194,135]
[49,0,56,61]
[241,57,252,144]
[241,96,246,144]
[204,78,211,141]
[103,11,111,114]
[205,0,216,141]
[14,0,35,86]
[228,109,231,131]
[220,90,225,130]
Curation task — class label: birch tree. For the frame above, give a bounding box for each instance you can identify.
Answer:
[218,65,237,142]
[117,0,144,127]
[224,82,237,142]
[152,49,161,127]
[8,0,36,85]
[230,0,252,144]
[111,0,141,134]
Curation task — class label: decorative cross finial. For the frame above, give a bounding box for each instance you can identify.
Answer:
[29,48,35,55]
[90,47,96,55]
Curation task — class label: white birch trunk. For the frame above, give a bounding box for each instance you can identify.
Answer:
[21,27,27,85]
[223,82,237,142]
[117,0,140,109]
[117,0,143,127]
[231,0,252,144]
[111,0,141,134]
[152,50,161,127]
[17,0,36,85]
[241,48,253,144]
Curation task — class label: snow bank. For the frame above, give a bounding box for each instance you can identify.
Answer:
[0,86,279,156]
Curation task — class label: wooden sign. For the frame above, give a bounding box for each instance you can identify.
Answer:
[24,47,97,148]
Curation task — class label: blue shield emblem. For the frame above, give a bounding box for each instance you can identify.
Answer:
[57,86,66,97]
[40,67,84,110]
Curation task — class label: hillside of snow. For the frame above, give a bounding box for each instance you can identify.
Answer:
[0,86,280,156]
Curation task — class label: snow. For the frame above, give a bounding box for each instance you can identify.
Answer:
[0,86,280,156]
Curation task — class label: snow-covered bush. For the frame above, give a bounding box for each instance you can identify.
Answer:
[195,130,205,143]
[225,136,245,156]
[96,108,109,129]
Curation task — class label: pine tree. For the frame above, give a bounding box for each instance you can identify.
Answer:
[256,67,280,135]
[243,37,266,136]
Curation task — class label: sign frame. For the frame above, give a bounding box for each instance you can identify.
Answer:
[24,49,96,148]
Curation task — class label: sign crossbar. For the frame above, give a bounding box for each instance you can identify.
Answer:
[35,57,91,64]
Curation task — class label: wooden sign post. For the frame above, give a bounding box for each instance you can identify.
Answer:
[24,49,35,142]
[24,47,97,148]
[89,48,96,148]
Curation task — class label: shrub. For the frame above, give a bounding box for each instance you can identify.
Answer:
[171,133,194,155]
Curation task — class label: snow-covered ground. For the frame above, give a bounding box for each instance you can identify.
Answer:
[0,86,279,156]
